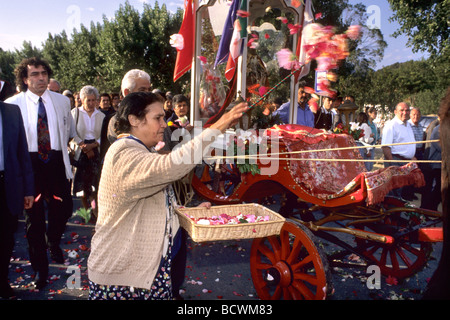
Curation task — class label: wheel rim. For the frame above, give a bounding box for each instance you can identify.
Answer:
[356,212,432,279]
[250,222,329,300]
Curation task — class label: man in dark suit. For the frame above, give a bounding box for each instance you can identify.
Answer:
[0,79,16,101]
[0,101,34,299]
[5,57,75,290]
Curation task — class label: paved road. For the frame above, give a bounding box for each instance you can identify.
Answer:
[3,192,442,302]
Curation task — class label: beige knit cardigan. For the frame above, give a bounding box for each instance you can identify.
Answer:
[87,128,220,290]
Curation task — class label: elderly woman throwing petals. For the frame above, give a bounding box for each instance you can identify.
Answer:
[87,92,248,300]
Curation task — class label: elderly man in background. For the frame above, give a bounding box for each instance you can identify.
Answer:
[381,102,416,199]
[406,107,426,200]
[105,69,152,144]
[409,107,425,160]
[47,79,61,93]
[100,69,152,162]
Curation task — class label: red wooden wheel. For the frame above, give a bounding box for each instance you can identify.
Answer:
[355,202,433,279]
[250,222,331,300]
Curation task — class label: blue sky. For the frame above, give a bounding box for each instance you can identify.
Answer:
[0,0,428,70]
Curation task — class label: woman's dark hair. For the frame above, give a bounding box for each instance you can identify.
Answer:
[367,106,377,114]
[14,57,53,92]
[115,92,164,134]
[356,112,369,124]
[172,94,189,106]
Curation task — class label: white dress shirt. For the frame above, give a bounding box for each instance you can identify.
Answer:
[77,107,102,144]
[24,90,61,152]
[381,116,416,159]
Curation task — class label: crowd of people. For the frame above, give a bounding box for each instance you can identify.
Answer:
[0,56,247,300]
[0,55,443,300]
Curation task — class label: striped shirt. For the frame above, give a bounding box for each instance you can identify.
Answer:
[408,119,424,149]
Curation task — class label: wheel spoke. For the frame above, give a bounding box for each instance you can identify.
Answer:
[279,230,291,260]
[253,262,274,271]
[268,236,282,261]
[389,248,400,271]
[394,245,413,268]
[401,242,422,257]
[256,243,278,265]
[294,272,319,287]
[287,285,304,300]
[379,247,388,266]
[290,254,312,271]
[286,237,304,264]
[272,285,282,300]
[282,287,291,299]
[291,279,315,300]
[366,244,381,259]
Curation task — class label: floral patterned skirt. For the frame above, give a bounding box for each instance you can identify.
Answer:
[88,248,173,300]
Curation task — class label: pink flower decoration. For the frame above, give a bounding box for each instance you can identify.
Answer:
[308,98,319,113]
[198,56,208,64]
[346,25,361,40]
[288,23,302,35]
[276,48,302,71]
[175,116,189,128]
[247,38,258,48]
[258,86,268,97]
[315,56,333,71]
[170,34,184,50]
[237,10,250,18]
[277,16,288,24]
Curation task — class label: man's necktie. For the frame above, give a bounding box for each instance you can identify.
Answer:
[37,97,51,163]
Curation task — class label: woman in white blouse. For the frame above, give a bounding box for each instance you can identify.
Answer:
[71,85,105,212]
[356,112,374,171]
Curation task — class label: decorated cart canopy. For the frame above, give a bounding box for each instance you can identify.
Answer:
[170,0,361,126]
[170,0,443,300]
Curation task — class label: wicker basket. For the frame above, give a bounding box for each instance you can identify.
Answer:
[175,203,286,242]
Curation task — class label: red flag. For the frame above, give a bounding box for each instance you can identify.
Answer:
[224,20,241,82]
[173,0,195,82]
[224,0,247,82]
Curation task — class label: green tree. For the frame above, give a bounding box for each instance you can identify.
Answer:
[388,0,450,60]
[96,2,148,92]
[141,1,183,92]
[65,22,104,92]
[0,48,18,84]
[14,41,43,62]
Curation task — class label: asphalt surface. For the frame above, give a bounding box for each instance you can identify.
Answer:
[1,191,443,303]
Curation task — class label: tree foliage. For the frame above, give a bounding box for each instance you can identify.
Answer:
[342,0,450,114]
[388,0,450,60]
[0,0,445,114]
[0,1,182,95]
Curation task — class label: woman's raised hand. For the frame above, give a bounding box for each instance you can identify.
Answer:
[210,102,249,133]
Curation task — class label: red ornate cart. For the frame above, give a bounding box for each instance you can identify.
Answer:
[190,124,443,300]
[173,0,443,300]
